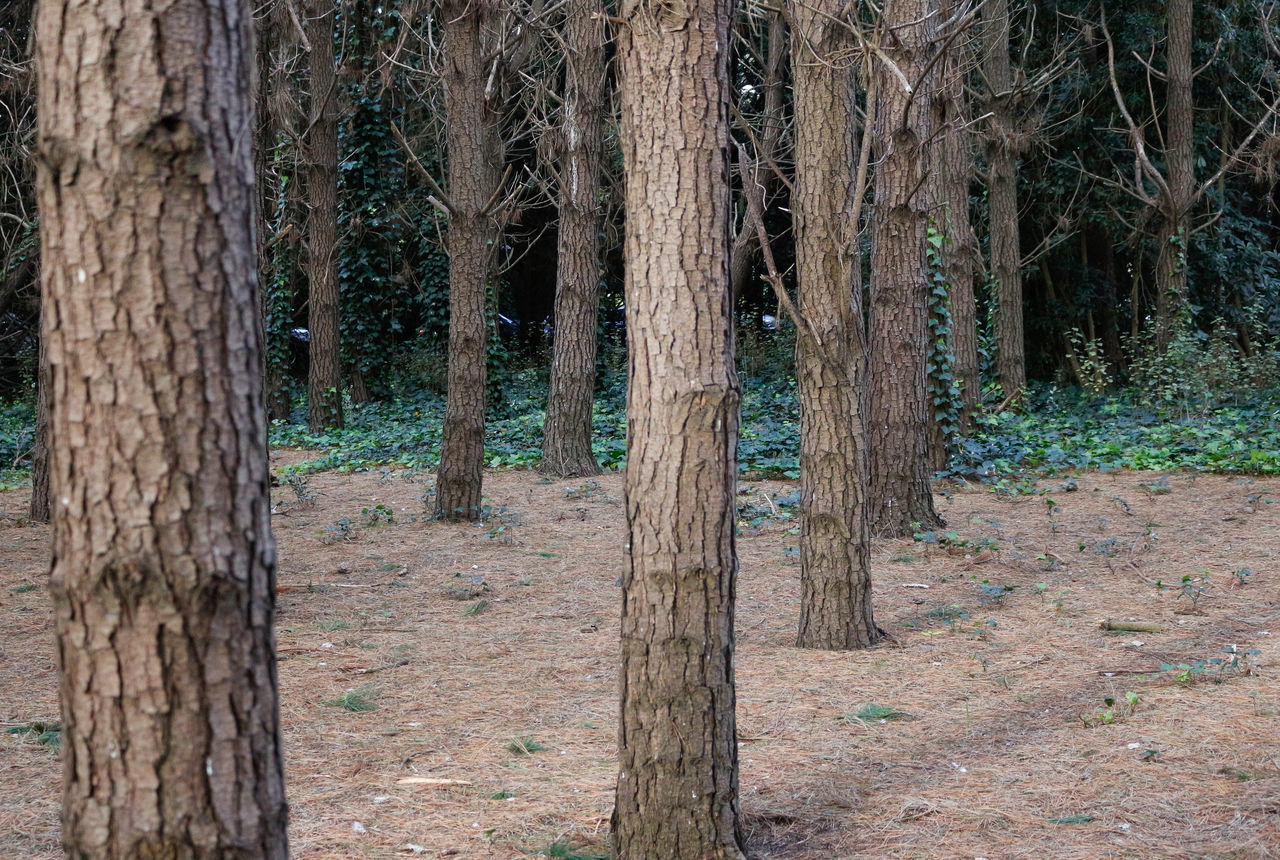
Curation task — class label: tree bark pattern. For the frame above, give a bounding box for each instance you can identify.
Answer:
[540,0,605,478]
[1156,0,1193,348]
[982,0,1025,397]
[613,0,745,853]
[30,326,50,523]
[868,0,944,536]
[790,0,878,649]
[35,0,289,854]
[306,0,344,431]
[435,0,502,521]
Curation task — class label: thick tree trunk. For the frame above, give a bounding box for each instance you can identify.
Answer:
[790,0,878,650]
[29,327,49,523]
[1156,0,1194,349]
[35,0,289,854]
[540,0,605,478]
[435,0,502,521]
[868,0,943,537]
[612,0,745,853]
[982,0,1025,398]
[305,0,344,430]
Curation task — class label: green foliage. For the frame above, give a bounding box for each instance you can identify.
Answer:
[926,226,962,453]
[506,735,546,755]
[546,840,609,860]
[327,686,380,712]
[4,721,60,750]
[841,704,914,723]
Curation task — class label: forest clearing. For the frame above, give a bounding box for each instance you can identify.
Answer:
[3,463,1276,859]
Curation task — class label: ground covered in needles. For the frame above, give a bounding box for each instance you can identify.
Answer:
[2,457,1278,858]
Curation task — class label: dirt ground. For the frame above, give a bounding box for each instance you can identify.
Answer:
[1,460,1278,859]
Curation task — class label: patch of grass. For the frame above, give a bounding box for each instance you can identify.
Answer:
[317,618,351,631]
[464,599,490,616]
[546,840,609,860]
[1049,813,1094,825]
[327,686,379,712]
[9,583,38,594]
[925,604,966,621]
[489,790,514,800]
[5,721,61,750]
[840,704,913,724]
[506,735,546,755]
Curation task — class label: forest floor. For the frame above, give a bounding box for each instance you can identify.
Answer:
[1,460,1278,859]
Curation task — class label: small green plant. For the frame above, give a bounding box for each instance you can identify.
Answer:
[9,583,38,594]
[978,582,1016,605]
[464,599,490,616]
[361,503,394,526]
[490,790,514,800]
[1083,690,1139,727]
[841,703,913,724]
[320,517,358,545]
[317,618,351,632]
[1161,645,1261,682]
[564,479,605,500]
[507,735,546,755]
[546,840,609,860]
[1178,573,1210,611]
[284,472,316,505]
[327,686,379,712]
[4,721,61,750]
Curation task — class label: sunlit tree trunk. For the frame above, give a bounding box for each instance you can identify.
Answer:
[791,0,879,649]
[868,0,944,536]
[35,0,289,853]
[540,0,606,478]
[612,0,745,852]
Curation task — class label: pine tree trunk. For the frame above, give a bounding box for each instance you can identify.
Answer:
[612,0,745,852]
[305,0,344,430]
[983,0,1025,397]
[435,0,502,521]
[868,0,943,537]
[540,0,605,478]
[791,0,879,650]
[1156,0,1194,349]
[35,0,289,853]
[256,11,292,423]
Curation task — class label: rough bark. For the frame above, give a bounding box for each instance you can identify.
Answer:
[257,10,292,424]
[790,0,878,649]
[1155,0,1193,348]
[435,0,502,521]
[982,0,1024,398]
[612,0,745,853]
[868,0,944,536]
[305,0,344,431]
[35,0,289,854]
[540,0,606,478]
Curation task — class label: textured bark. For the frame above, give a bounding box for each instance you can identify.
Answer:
[612,0,745,853]
[937,1,978,428]
[435,0,502,521]
[868,0,943,537]
[982,0,1024,397]
[256,11,292,423]
[306,0,344,430]
[540,0,605,478]
[790,0,878,650]
[1155,0,1193,348]
[29,328,50,523]
[35,0,289,854]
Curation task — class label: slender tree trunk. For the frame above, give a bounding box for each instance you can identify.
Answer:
[791,0,878,650]
[305,0,344,430]
[1156,0,1194,349]
[435,0,502,521]
[29,327,49,523]
[938,0,979,427]
[982,0,1024,397]
[729,9,786,304]
[35,0,289,854]
[868,0,943,537]
[613,0,745,852]
[256,10,292,423]
[540,0,606,478]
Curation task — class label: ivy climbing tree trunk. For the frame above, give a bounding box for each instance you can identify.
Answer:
[305,0,344,431]
[868,0,944,536]
[35,0,289,854]
[257,6,292,422]
[1155,0,1194,348]
[435,0,503,521]
[790,0,879,649]
[982,0,1025,398]
[540,0,606,478]
[29,327,49,523]
[612,0,745,852]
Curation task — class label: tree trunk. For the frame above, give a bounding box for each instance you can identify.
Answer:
[868,0,944,537]
[435,0,502,521]
[540,0,605,478]
[35,0,289,854]
[937,0,979,428]
[1156,0,1194,349]
[305,0,344,430]
[612,0,745,852]
[790,0,879,650]
[256,9,292,423]
[982,0,1025,398]
[29,327,49,523]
